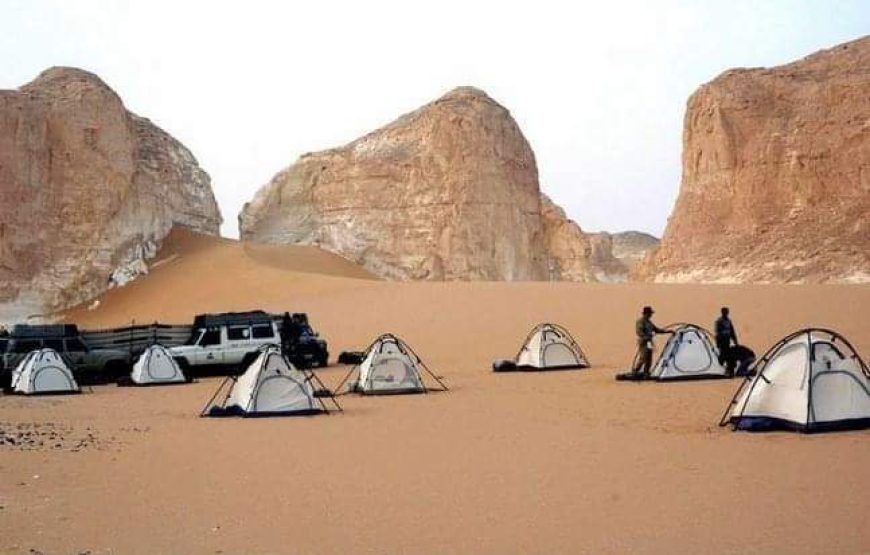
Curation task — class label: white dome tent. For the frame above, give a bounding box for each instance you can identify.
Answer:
[720,328,870,432]
[650,323,728,380]
[10,348,80,395]
[506,323,589,371]
[126,344,188,386]
[336,334,447,395]
[202,345,339,417]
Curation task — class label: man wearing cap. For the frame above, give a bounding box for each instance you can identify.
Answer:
[632,306,673,377]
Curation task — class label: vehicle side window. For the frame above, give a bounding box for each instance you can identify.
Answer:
[44,339,65,351]
[13,339,42,353]
[66,338,87,352]
[227,326,250,341]
[252,325,274,339]
[200,328,222,346]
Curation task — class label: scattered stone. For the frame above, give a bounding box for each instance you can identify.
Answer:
[0,421,111,451]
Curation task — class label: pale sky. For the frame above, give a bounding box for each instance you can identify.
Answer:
[2,1,868,237]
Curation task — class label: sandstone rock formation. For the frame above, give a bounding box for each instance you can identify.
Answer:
[638,37,870,283]
[608,231,659,274]
[0,67,221,320]
[241,87,611,282]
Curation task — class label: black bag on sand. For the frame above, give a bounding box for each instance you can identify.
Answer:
[337,351,365,365]
[615,371,650,381]
[492,359,517,372]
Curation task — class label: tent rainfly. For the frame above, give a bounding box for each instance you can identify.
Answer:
[510,323,589,371]
[202,345,339,417]
[650,323,728,380]
[720,328,870,432]
[10,348,80,395]
[336,334,447,395]
[127,344,188,386]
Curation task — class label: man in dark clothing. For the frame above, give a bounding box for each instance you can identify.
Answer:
[280,312,302,355]
[714,307,739,375]
[633,306,674,377]
[730,344,756,377]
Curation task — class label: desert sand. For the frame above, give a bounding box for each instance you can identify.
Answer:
[1,231,868,554]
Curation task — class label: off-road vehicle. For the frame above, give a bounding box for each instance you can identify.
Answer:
[0,324,132,385]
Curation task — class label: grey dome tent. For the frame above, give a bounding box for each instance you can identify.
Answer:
[495,323,589,372]
[202,345,339,417]
[126,344,188,386]
[650,323,728,380]
[336,334,447,395]
[10,348,80,395]
[720,328,870,432]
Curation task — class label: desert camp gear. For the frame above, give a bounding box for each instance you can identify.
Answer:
[495,323,589,372]
[202,345,339,417]
[120,344,188,386]
[648,323,729,380]
[9,348,80,395]
[337,351,365,365]
[335,333,447,395]
[720,328,870,432]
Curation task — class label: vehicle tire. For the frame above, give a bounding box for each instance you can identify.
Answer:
[317,354,329,368]
[103,360,129,382]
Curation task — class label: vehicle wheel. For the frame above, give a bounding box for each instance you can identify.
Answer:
[104,360,129,382]
[317,355,329,368]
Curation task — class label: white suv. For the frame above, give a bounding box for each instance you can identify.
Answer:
[169,312,279,372]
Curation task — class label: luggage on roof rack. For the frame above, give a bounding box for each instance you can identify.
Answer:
[192,311,273,328]
[10,324,79,338]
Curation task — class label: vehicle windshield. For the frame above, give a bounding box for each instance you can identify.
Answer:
[186,329,204,346]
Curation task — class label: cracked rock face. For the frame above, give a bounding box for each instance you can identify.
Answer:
[0,67,221,320]
[638,37,870,283]
[241,87,607,281]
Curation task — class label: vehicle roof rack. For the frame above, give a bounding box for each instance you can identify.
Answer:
[10,324,79,338]
[193,311,273,328]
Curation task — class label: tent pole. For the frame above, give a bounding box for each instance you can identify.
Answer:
[332,365,358,397]
[199,375,234,417]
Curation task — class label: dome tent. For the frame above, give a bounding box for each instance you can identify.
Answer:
[495,323,589,372]
[9,348,80,395]
[336,334,447,395]
[720,328,870,432]
[202,345,339,417]
[650,323,728,380]
[125,344,188,386]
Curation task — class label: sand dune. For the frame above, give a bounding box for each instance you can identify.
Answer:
[2,232,868,554]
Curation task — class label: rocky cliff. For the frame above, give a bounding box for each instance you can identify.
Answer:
[240,87,614,282]
[638,37,870,283]
[0,67,221,320]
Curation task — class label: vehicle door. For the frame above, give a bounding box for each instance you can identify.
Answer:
[224,325,254,365]
[63,337,90,371]
[196,327,223,365]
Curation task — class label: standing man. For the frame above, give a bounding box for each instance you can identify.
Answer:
[714,307,739,375]
[280,312,301,356]
[633,306,673,377]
